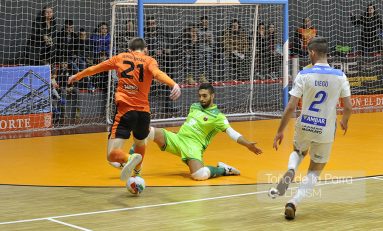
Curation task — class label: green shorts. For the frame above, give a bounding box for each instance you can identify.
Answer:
[161,129,204,164]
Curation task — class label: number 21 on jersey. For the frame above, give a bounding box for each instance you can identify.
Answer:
[121,60,144,82]
[308,91,327,112]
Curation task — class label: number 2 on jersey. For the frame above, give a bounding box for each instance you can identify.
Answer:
[121,60,144,82]
[308,91,327,112]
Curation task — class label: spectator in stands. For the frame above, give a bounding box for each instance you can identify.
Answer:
[58,61,79,124]
[51,68,62,124]
[145,17,162,57]
[75,28,93,89]
[57,20,79,72]
[86,23,110,95]
[51,73,61,100]
[256,22,268,77]
[93,51,109,93]
[145,17,171,71]
[117,20,136,53]
[268,23,276,55]
[145,16,176,79]
[223,19,249,81]
[198,16,213,83]
[182,24,201,84]
[56,61,73,91]
[145,16,176,117]
[76,28,93,71]
[90,22,111,59]
[292,17,317,57]
[351,4,383,55]
[267,23,281,79]
[28,5,57,65]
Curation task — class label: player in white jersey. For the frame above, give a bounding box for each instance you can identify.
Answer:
[268,37,352,220]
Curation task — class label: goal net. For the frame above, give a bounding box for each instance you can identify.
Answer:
[289,0,383,111]
[0,0,112,134]
[0,0,289,134]
[109,1,288,123]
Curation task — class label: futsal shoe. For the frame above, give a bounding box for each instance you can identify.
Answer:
[109,161,125,169]
[268,187,280,199]
[284,203,296,220]
[128,145,142,176]
[120,153,142,181]
[217,162,240,176]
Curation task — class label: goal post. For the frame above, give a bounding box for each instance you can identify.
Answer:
[108,0,289,124]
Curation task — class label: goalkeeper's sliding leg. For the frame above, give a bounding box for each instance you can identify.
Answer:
[121,126,241,181]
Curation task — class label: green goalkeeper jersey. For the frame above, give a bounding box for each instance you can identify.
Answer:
[177,103,230,150]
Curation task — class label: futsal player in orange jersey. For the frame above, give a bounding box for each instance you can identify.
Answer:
[68,37,181,181]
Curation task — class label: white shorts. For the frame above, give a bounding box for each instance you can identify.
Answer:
[293,130,333,163]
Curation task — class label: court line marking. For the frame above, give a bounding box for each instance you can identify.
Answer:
[371,176,383,181]
[0,176,377,226]
[0,190,267,225]
[47,218,92,231]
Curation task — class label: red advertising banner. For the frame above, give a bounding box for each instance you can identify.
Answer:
[0,113,52,132]
[338,94,383,108]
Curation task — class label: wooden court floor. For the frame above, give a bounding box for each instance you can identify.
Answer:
[0,112,382,230]
[0,179,382,230]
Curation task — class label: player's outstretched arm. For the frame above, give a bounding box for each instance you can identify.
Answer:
[149,59,181,100]
[68,57,117,85]
[273,96,300,150]
[340,96,352,135]
[152,69,181,100]
[225,127,262,155]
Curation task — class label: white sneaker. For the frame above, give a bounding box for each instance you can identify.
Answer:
[120,154,142,181]
[217,162,240,176]
[109,161,125,169]
[268,187,280,199]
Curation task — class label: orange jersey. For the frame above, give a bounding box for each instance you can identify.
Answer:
[74,51,176,113]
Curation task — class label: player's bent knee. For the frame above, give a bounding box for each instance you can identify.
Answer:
[191,167,211,181]
[108,149,127,163]
[133,138,146,147]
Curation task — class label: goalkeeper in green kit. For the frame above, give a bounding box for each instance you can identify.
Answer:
[121,83,262,181]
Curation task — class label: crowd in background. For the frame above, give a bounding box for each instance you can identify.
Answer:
[24,4,382,122]
[292,4,382,57]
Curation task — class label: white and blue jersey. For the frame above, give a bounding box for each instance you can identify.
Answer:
[290,63,351,143]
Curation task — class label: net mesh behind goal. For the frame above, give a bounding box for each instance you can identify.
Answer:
[0,0,112,133]
[289,0,383,111]
[110,3,285,122]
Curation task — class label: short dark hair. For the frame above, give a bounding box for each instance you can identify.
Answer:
[257,22,265,30]
[200,16,208,21]
[41,5,53,17]
[64,20,73,26]
[307,37,328,56]
[199,83,214,94]
[147,16,156,21]
[366,4,376,15]
[128,37,147,51]
[98,22,108,29]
